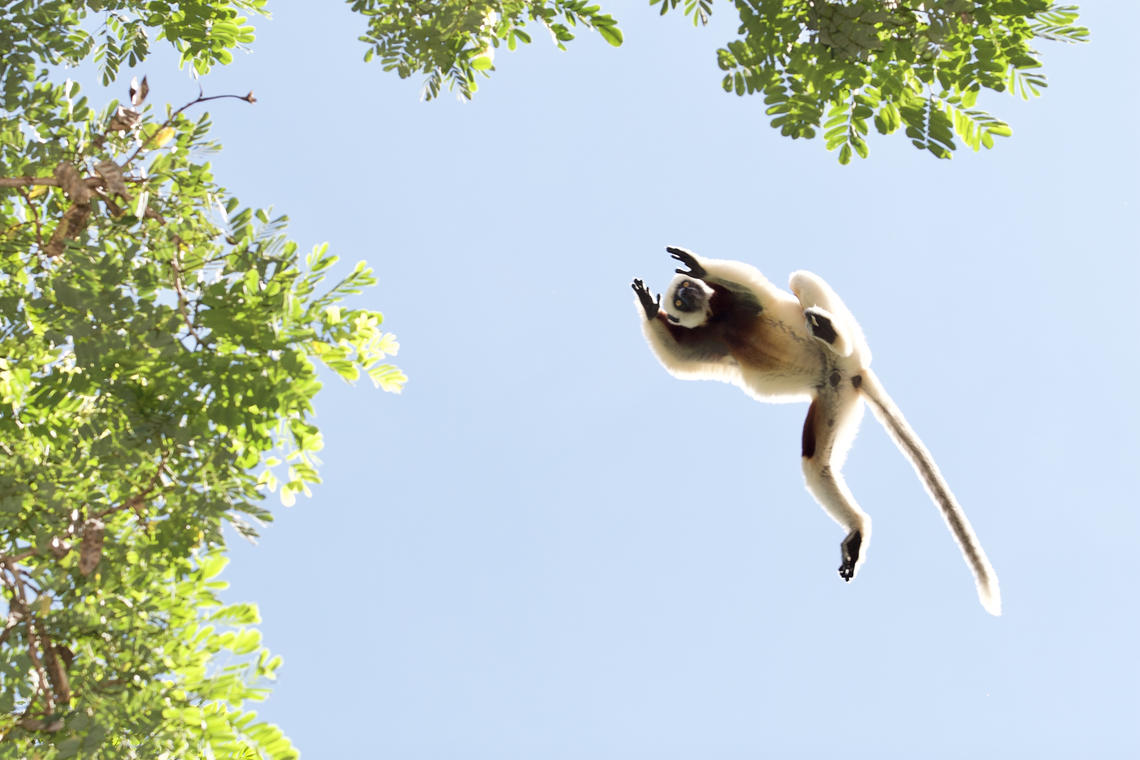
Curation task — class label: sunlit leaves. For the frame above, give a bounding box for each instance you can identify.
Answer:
[651,0,713,26]
[1028,4,1088,42]
[1,4,399,756]
[824,92,871,165]
[351,0,624,100]
[694,0,1087,161]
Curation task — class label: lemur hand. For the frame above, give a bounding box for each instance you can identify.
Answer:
[631,279,660,320]
[666,246,707,279]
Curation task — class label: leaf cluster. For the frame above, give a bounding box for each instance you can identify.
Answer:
[703,0,1087,161]
[352,0,1087,159]
[1,1,267,85]
[351,0,623,100]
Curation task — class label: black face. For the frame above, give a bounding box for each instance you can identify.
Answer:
[672,280,704,313]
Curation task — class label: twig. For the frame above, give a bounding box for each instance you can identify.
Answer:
[1,560,54,714]
[95,448,171,520]
[0,90,255,194]
[121,89,256,169]
[0,548,37,565]
[16,186,46,253]
[169,243,205,349]
[0,175,102,190]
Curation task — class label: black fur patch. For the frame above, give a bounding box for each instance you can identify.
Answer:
[829,370,841,388]
[851,374,863,389]
[806,309,837,344]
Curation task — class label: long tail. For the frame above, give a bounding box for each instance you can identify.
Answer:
[858,369,1002,616]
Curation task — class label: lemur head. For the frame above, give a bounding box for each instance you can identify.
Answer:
[664,275,715,328]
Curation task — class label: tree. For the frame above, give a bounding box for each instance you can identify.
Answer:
[1,2,403,757]
[357,0,1087,161]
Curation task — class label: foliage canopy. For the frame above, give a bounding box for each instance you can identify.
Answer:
[358,0,1086,161]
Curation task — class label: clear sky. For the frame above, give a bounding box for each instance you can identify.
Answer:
[76,2,1139,756]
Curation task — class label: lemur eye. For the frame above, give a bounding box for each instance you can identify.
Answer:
[681,280,691,287]
[674,298,683,308]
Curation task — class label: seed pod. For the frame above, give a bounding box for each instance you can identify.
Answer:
[78,518,104,576]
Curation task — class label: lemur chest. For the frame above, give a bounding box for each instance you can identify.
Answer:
[724,314,822,376]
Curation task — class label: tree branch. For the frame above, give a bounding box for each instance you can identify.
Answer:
[15,186,45,253]
[121,90,256,169]
[1,560,54,715]
[95,448,171,520]
[0,175,102,190]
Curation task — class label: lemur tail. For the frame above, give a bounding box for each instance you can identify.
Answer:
[858,369,1002,616]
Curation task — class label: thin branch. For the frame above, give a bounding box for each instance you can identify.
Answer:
[0,90,255,194]
[169,242,206,349]
[16,186,46,253]
[1,560,53,714]
[121,89,256,169]
[0,175,102,190]
[94,448,171,520]
[0,548,37,565]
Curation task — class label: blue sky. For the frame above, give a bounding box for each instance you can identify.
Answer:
[76,2,1138,756]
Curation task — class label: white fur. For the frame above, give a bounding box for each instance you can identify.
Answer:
[789,270,871,364]
[635,248,1000,615]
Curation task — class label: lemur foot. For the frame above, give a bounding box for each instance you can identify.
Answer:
[666,246,707,279]
[838,530,863,582]
[631,279,660,320]
[804,307,838,346]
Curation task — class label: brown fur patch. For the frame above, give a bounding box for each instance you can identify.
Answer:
[802,399,818,459]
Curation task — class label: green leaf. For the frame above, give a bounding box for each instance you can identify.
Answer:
[597,24,623,47]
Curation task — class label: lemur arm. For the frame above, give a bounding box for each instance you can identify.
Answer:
[631,278,740,381]
[667,246,766,312]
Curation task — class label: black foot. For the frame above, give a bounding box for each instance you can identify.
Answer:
[838,529,862,582]
[666,246,706,279]
[804,307,838,345]
[631,279,660,320]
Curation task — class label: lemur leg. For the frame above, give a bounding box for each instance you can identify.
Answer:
[790,271,859,358]
[801,381,871,581]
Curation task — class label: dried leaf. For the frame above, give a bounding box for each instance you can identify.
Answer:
[52,162,90,204]
[78,518,104,576]
[153,126,176,147]
[43,642,71,703]
[129,75,149,106]
[45,203,92,257]
[94,160,130,201]
[108,106,141,132]
[48,536,71,559]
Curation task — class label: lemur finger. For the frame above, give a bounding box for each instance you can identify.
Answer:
[666,246,706,278]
